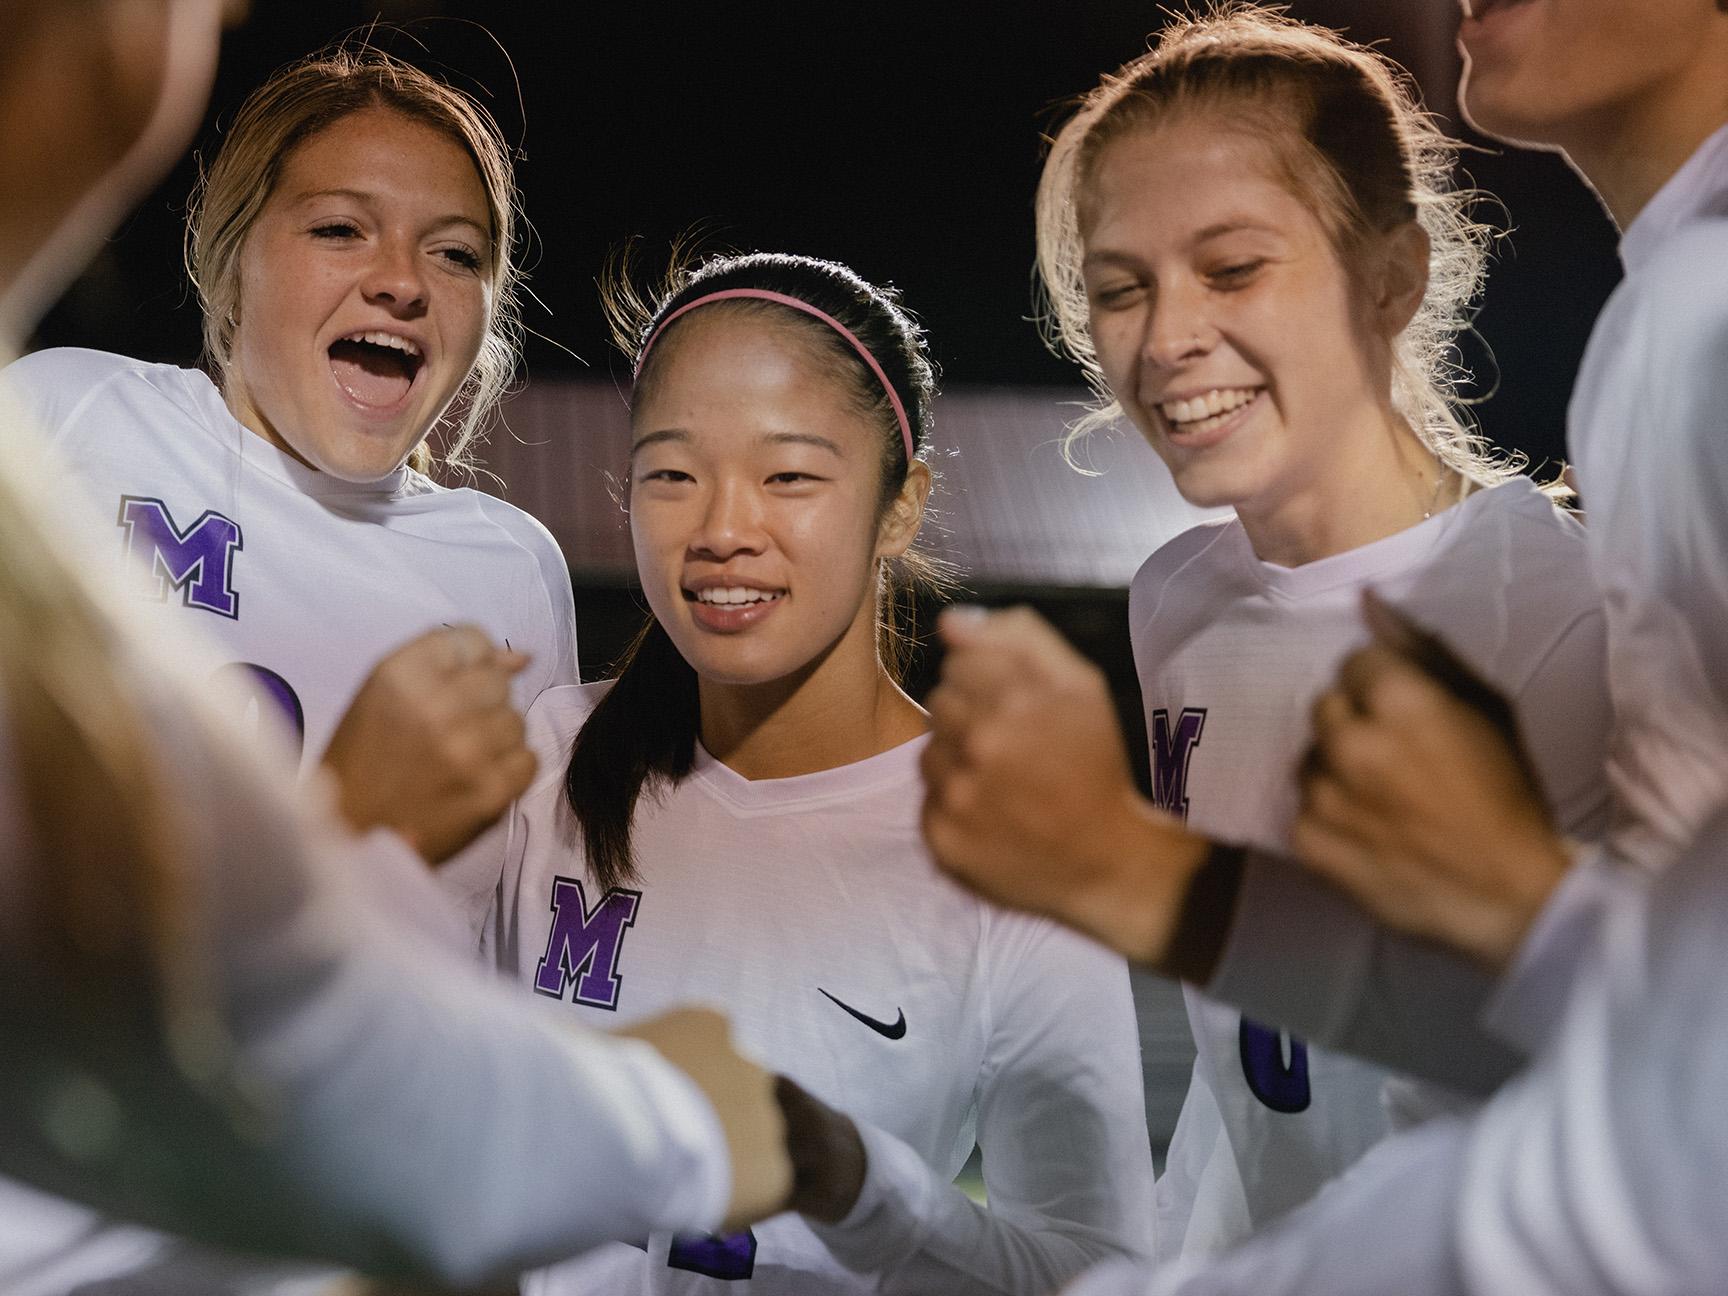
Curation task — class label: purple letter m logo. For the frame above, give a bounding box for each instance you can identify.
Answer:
[1150,707,1207,822]
[117,495,243,620]
[533,878,642,1011]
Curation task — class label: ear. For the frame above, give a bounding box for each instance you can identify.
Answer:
[876,459,932,561]
[1375,221,1430,338]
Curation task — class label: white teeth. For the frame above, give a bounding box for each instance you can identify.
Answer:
[694,586,782,606]
[1159,387,1259,425]
[341,330,421,357]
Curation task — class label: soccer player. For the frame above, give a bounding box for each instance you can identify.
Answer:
[484,251,1156,1293]
[1028,6,1608,1259]
[930,0,1728,1291]
[0,41,584,1290]
[1,45,573,891]
[0,2,792,1286]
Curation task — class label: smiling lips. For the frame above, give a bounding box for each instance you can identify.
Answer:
[329,329,424,409]
[689,585,784,606]
[1158,386,1262,439]
[684,583,787,631]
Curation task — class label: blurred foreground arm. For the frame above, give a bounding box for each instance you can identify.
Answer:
[1063,808,1728,1296]
[0,679,788,1284]
[921,606,1522,1093]
[920,607,1213,971]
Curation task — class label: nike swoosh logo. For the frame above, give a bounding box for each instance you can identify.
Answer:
[818,988,907,1040]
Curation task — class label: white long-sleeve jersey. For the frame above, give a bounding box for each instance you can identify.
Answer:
[0,345,579,1288]
[488,683,1157,1294]
[1060,117,1728,1296]
[0,512,728,1289]
[1131,478,1610,1260]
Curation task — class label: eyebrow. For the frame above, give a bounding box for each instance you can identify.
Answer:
[1191,219,1280,243]
[630,428,689,457]
[289,188,491,241]
[1083,220,1281,270]
[629,429,847,457]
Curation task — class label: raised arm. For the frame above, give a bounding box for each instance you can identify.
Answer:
[921,606,1533,1093]
[0,682,788,1284]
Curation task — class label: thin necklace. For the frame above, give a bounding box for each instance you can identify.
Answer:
[1421,463,1454,520]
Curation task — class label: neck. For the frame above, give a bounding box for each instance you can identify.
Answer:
[1235,407,1446,569]
[1557,72,1728,230]
[697,612,927,781]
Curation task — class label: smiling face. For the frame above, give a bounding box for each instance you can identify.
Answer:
[1457,0,1728,151]
[1080,116,1404,521]
[629,308,920,690]
[222,107,493,481]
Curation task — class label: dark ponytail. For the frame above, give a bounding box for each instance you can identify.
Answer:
[562,617,699,891]
[565,250,946,891]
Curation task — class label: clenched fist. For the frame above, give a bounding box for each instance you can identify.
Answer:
[920,606,1209,966]
[1293,593,1571,971]
[617,1008,794,1232]
[322,625,535,864]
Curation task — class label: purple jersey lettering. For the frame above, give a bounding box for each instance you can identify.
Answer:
[533,878,642,1011]
[116,495,242,619]
[1149,706,1207,820]
[668,1230,757,1280]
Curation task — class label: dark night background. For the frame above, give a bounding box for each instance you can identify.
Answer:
[28,0,1623,715]
[34,0,1620,469]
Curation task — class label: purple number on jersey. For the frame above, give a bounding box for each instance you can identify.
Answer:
[212,662,305,761]
[1238,1017,1311,1113]
[668,1229,757,1280]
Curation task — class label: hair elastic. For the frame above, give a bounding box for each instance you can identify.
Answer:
[634,287,916,463]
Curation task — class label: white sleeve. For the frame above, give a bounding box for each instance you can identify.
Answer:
[0,695,730,1286]
[0,349,119,444]
[1066,808,1728,1296]
[1057,1118,1472,1296]
[812,919,1156,1292]
[520,511,579,696]
[1457,807,1728,1295]
[1478,842,1636,1052]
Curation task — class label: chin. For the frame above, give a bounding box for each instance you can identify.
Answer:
[1459,68,1559,150]
[310,432,421,483]
[1165,465,1252,513]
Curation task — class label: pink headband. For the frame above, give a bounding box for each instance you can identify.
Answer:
[633,287,916,463]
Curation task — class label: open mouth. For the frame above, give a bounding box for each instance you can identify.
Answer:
[329,331,424,409]
[1157,386,1264,440]
[684,586,786,607]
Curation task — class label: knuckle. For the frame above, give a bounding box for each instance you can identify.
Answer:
[1330,729,1386,782]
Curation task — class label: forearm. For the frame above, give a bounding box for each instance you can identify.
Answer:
[813,1122,1146,1295]
[1203,853,1523,1094]
[0,770,728,1283]
[1063,1118,1473,1296]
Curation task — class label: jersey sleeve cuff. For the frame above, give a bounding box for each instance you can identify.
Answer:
[581,1036,734,1236]
[807,1118,938,1275]
[1481,842,1635,1052]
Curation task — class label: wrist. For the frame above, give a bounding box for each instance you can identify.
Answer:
[1472,831,1573,973]
[1067,791,1212,966]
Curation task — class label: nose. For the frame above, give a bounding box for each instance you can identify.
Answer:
[690,477,767,561]
[1141,280,1213,371]
[361,236,428,316]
